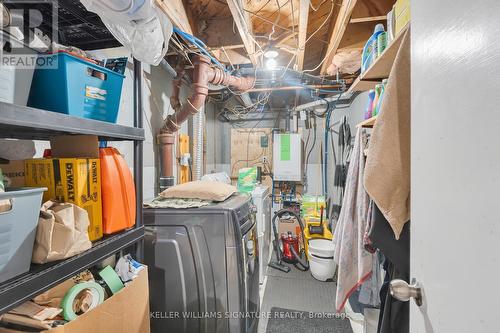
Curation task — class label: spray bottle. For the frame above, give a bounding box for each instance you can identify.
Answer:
[372,84,384,116]
[365,89,376,119]
[374,79,388,116]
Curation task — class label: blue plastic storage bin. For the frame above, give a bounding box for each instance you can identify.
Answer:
[28,52,125,123]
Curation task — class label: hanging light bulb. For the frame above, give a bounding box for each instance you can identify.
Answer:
[264,48,279,59]
[265,58,277,70]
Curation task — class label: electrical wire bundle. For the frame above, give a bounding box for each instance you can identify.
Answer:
[220,92,271,122]
[173,27,226,70]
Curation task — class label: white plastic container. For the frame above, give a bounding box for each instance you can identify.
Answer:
[251,185,271,285]
[308,238,337,282]
[309,238,335,257]
[0,187,46,283]
[0,36,36,106]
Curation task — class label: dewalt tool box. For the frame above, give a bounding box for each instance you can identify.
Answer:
[25,158,103,241]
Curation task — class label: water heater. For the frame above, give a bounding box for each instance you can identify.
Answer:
[273,133,302,181]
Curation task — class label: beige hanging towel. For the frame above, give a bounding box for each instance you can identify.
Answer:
[364,28,411,240]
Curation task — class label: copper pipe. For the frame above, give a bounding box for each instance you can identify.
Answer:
[237,84,343,93]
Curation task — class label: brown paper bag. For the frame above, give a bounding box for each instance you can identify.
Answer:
[33,270,94,307]
[32,201,92,264]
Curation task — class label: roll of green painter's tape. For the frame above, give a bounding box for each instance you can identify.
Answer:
[98,265,125,295]
[61,281,105,321]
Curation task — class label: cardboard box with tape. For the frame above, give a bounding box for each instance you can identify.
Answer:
[25,158,103,241]
[0,269,150,333]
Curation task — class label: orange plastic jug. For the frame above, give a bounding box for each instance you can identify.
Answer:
[99,147,136,234]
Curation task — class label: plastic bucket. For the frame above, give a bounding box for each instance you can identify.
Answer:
[308,238,335,258]
[308,253,336,282]
[308,238,336,282]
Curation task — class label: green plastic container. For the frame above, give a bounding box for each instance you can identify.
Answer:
[237,167,258,194]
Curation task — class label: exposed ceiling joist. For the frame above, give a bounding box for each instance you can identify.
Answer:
[212,48,252,65]
[297,0,310,70]
[350,15,386,23]
[210,44,245,51]
[155,0,193,35]
[226,0,259,66]
[274,31,298,46]
[320,0,358,74]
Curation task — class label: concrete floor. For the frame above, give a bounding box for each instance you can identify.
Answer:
[257,263,338,333]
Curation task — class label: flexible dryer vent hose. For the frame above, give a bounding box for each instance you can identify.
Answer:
[192,107,204,180]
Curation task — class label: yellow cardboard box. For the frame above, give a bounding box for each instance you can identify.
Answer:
[25,158,103,241]
[395,6,410,36]
[394,0,410,18]
[394,0,410,36]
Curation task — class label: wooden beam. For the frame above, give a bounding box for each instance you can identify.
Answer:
[297,0,310,70]
[320,0,358,74]
[350,15,387,23]
[274,31,298,46]
[198,17,243,48]
[226,0,259,65]
[212,48,251,65]
[155,0,193,35]
[174,44,245,54]
[357,115,377,128]
[209,44,245,51]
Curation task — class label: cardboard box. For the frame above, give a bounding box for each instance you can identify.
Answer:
[50,135,99,159]
[0,269,151,333]
[25,158,103,241]
[393,0,410,18]
[0,160,25,187]
[278,217,302,237]
[395,6,410,35]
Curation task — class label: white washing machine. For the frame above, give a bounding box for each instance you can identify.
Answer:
[251,185,271,285]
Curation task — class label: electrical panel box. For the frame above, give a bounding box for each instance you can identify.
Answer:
[273,133,302,181]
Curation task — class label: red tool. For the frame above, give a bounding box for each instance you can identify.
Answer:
[281,232,300,263]
[269,209,309,273]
